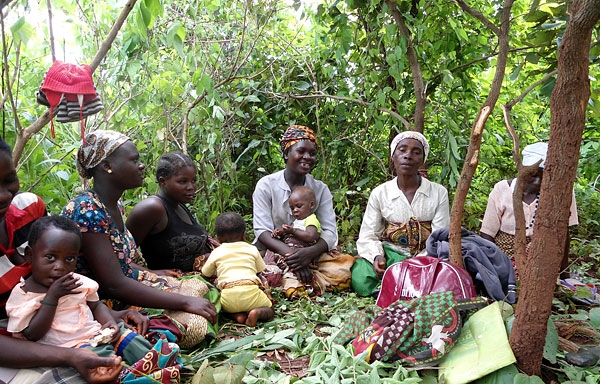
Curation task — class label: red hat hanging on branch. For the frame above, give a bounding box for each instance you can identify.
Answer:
[36,61,104,142]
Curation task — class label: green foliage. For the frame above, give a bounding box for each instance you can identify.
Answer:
[2,2,600,378]
[181,290,423,383]
[513,373,545,384]
[2,0,600,241]
[544,317,559,364]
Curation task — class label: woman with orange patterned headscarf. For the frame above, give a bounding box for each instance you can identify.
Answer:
[252,125,354,299]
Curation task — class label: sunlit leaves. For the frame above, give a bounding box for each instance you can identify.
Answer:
[167,22,186,57]
[10,17,33,45]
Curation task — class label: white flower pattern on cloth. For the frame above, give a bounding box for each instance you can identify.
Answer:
[423,324,450,354]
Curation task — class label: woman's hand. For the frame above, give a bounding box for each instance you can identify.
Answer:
[284,247,314,271]
[114,309,149,336]
[373,255,387,278]
[294,266,314,284]
[153,269,182,278]
[71,349,123,383]
[182,297,218,324]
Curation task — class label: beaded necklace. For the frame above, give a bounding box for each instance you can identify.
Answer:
[525,193,540,230]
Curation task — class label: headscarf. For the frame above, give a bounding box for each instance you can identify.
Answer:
[279,125,318,153]
[77,130,130,179]
[390,131,430,162]
[522,142,548,169]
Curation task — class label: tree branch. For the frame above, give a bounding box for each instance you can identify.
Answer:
[288,91,413,130]
[501,103,539,277]
[505,69,558,108]
[454,0,500,36]
[448,0,514,266]
[46,0,56,62]
[12,0,139,164]
[384,0,426,133]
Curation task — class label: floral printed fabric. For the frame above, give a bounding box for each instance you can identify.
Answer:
[61,190,138,280]
[119,334,183,383]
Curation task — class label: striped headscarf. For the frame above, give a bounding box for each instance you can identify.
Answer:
[279,125,318,153]
[77,130,130,179]
[390,131,430,162]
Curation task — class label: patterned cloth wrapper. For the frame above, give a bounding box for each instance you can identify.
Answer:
[137,273,220,349]
[493,230,531,281]
[120,334,182,383]
[279,125,318,153]
[146,315,187,345]
[192,236,221,285]
[381,219,432,257]
[335,291,487,367]
[262,249,355,299]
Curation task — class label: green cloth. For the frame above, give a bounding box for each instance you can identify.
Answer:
[86,322,152,365]
[351,244,411,297]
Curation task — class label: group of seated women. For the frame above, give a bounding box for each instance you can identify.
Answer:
[0,125,577,383]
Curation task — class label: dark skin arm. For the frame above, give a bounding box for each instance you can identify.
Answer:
[480,233,494,243]
[259,232,327,283]
[131,262,181,278]
[0,335,123,382]
[81,232,217,323]
[126,197,181,277]
[21,273,82,341]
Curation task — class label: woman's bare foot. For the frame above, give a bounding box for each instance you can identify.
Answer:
[245,307,274,327]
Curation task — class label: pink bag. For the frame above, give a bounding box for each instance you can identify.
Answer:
[376,256,476,308]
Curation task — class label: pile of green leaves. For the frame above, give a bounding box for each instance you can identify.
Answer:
[177,286,600,384]
[179,290,422,384]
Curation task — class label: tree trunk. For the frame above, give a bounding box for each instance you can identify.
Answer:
[385,0,425,134]
[448,0,513,267]
[509,0,600,375]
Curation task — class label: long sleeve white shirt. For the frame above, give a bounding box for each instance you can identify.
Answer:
[253,170,338,250]
[356,177,450,263]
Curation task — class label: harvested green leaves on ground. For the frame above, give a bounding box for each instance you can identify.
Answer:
[178,285,600,384]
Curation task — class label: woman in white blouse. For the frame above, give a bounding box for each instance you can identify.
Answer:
[352,131,450,297]
[252,125,354,299]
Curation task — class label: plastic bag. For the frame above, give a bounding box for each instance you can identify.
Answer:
[438,301,516,384]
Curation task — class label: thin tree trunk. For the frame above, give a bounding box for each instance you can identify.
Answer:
[448,0,513,267]
[509,0,600,375]
[385,0,424,134]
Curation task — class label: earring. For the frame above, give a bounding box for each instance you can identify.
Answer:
[107,169,113,174]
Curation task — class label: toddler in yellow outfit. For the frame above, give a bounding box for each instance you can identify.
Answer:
[202,212,274,326]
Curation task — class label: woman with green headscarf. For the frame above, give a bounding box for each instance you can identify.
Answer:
[252,125,355,299]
